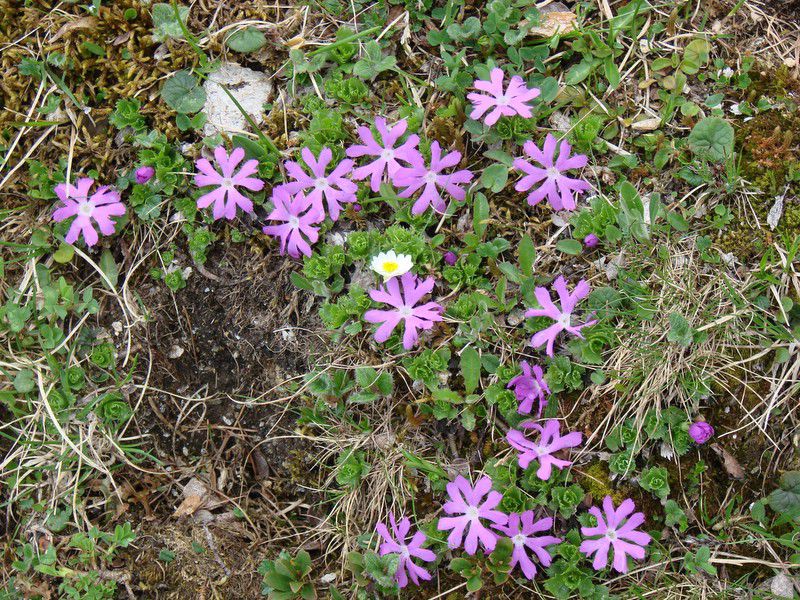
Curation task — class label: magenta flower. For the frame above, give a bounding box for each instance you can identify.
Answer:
[579,496,651,573]
[508,361,550,416]
[506,419,582,480]
[393,142,474,215]
[467,67,541,126]
[346,117,421,192]
[493,512,560,580]
[52,178,126,247]
[135,166,154,185]
[262,187,323,258]
[376,513,435,588]
[283,147,357,221]
[194,146,265,220]
[513,134,591,211]
[583,233,599,248]
[689,421,714,444]
[524,276,597,356]
[364,272,443,350]
[443,250,458,266]
[437,475,508,555]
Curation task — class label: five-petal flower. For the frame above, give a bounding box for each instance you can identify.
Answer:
[262,187,323,258]
[513,134,591,211]
[508,361,550,416]
[376,513,436,588]
[493,512,561,580]
[364,272,443,350]
[194,146,265,220]
[579,496,651,573]
[506,419,582,480]
[53,178,126,247]
[346,117,422,192]
[283,147,357,221]
[467,68,541,126]
[524,276,597,356]
[393,141,473,215]
[437,475,508,555]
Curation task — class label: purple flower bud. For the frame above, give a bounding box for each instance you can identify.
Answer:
[135,166,155,185]
[443,251,458,266]
[583,233,599,248]
[353,203,362,213]
[688,421,714,444]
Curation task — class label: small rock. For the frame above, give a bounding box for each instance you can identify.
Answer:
[203,63,273,136]
[168,345,185,359]
[768,574,795,599]
[111,321,123,335]
[527,2,577,37]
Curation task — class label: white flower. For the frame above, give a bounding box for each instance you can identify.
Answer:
[370,250,413,280]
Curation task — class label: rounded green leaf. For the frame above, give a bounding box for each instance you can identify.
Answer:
[161,70,206,114]
[226,27,267,53]
[688,117,734,162]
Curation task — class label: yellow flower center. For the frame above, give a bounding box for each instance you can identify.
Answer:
[383,261,398,272]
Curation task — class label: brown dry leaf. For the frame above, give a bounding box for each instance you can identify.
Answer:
[50,17,97,43]
[528,12,577,37]
[710,443,745,480]
[174,494,205,518]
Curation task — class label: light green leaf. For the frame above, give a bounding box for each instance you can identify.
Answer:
[460,347,481,395]
[99,249,119,288]
[226,27,267,53]
[688,117,734,162]
[161,70,206,114]
[151,3,188,42]
[556,239,583,255]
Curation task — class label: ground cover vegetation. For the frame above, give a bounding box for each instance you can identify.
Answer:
[1,0,799,598]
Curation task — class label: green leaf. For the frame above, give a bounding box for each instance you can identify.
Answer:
[161,70,206,114]
[151,3,189,42]
[768,472,800,520]
[681,38,710,75]
[667,313,693,347]
[556,239,583,255]
[53,243,74,264]
[518,235,536,276]
[565,59,595,85]
[688,117,734,162]
[99,249,119,288]
[473,193,489,239]
[353,41,396,81]
[460,347,481,395]
[226,27,267,53]
[667,210,690,232]
[481,163,508,193]
[13,370,35,394]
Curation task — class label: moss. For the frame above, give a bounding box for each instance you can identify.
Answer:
[579,461,627,504]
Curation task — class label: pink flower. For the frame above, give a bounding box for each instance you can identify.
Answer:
[283,147,357,221]
[262,187,323,258]
[393,142,473,215]
[364,272,443,350]
[508,361,550,416]
[467,67,541,126]
[583,233,599,248]
[52,178,126,247]
[194,146,265,220]
[376,513,435,588]
[135,166,154,184]
[346,117,421,192]
[506,419,582,480]
[493,512,560,580]
[437,475,508,555]
[524,276,597,356]
[689,421,714,444]
[513,134,591,211]
[579,496,651,573]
